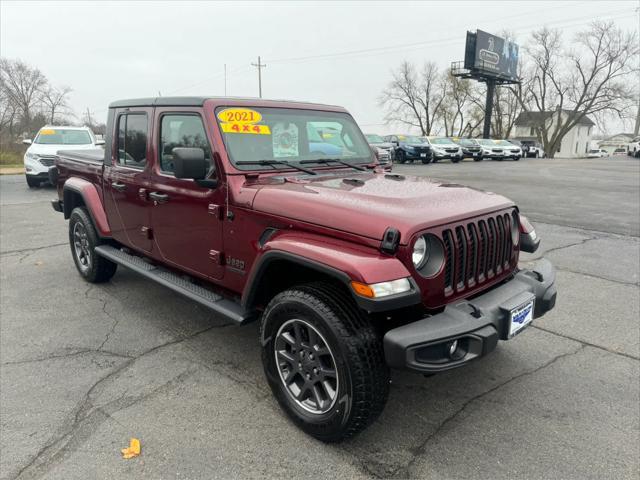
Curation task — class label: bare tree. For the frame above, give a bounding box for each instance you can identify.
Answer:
[512,22,639,157]
[380,61,446,135]
[439,73,475,136]
[40,85,72,124]
[0,58,48,135]
[0,79,19,135]
[491,86,521,138]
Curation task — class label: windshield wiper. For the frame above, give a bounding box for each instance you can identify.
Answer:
[235,160,317,175]
[299,158,366,171]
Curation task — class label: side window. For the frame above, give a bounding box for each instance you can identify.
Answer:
[117,114,148,169]
[159,114,212,173]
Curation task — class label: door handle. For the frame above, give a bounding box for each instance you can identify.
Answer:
[111,181,126,192]
[149,191,169,204]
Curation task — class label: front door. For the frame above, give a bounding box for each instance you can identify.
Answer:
[103,109,153,253]
[148,109,225,280]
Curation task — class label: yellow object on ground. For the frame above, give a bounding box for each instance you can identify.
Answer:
[121,438,141,459]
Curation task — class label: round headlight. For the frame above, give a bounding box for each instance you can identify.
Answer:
[412,236,428,268]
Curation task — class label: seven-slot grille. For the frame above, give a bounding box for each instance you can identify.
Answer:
[38,155,56,167]
[442,212,514,294]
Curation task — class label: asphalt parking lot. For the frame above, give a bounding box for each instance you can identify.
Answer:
[1,156,639,479]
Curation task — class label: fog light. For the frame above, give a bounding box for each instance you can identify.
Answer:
[447,340,458,358]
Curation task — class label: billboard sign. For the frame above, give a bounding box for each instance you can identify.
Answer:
[464,30,519,81]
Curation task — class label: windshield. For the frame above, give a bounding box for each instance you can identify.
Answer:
[496,140,516,146]
[216,107,374,171]
[588,150,599,153]
[478,139,497,146]
[398,135,424,144]
[365,134,384,143]
[457,139,478,146]
[34,129,92,145]
[429,137,453,145]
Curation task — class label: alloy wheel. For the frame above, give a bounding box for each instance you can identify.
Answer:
[73,222,91,272]
[274,319,339,414]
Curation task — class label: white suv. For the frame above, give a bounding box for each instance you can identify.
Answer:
[628,136,640,158]
[23,126,103,188]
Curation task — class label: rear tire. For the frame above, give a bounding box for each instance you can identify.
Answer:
[474,156,483,161]
[26,175,40,188]
[397,150,406,164]
[69,207,117,283]
[260,282,389,442]
[451,157,461,163]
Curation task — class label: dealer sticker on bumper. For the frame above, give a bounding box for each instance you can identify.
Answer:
[509,300,534,337]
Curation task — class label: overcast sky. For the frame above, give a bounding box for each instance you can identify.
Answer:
[1,0,638,134]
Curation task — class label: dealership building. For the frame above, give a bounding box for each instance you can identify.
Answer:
[514,110,594,158]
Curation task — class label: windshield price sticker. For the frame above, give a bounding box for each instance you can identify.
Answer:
[40,129,56,135]
[221,122,271,135]
[217,108,262,124]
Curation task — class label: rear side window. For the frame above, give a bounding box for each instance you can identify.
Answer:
[117,114,148,169]
[159,114,212,173]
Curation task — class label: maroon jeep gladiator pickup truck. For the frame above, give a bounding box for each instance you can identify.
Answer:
[50,97,556,442]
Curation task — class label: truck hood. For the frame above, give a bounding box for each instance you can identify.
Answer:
[250,173,514,243]
[27,143,97,156]
[431,142,460,149]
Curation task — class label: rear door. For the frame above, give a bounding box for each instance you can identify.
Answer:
[147,107,225,280]
[103,108,153,253]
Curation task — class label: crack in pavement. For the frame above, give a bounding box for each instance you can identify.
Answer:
[10,323,227,480]
[1,242,67,257]
[531,325,639,361]
[553,266,639,286]
[536,235,599,257]
[1,349,133,366]
[385,344,587,479]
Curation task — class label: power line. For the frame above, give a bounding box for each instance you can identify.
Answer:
[266,9,636,65]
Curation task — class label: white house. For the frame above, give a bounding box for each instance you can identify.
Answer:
[597,133,635,153]
[513,110,595,158]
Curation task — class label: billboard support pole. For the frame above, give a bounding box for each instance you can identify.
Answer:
[483,80,495,139]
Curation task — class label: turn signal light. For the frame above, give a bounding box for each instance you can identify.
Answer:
[351,278,411,298]
[351,282,375,298]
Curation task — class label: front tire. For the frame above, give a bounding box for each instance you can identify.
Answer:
[260,283,389,442]
[69,207,117,283]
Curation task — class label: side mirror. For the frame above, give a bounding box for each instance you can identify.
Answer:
[172,147,213,186]
[22,139,32,145]
[95,139,105,146]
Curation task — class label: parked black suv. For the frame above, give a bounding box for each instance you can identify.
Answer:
[453,138,484,161]
[384,134,433,164]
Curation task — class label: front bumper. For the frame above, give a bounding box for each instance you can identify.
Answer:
[384,259,557,373]
[404,150,432,160]
[463,150,482,158]
[24,156,51,175]
[433,151,463,160]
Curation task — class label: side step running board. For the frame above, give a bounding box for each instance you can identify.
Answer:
[95,245,252,324]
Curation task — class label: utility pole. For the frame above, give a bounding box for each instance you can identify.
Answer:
[634,101,640,136]
[85,108,93,127]
[251,56,266,98]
